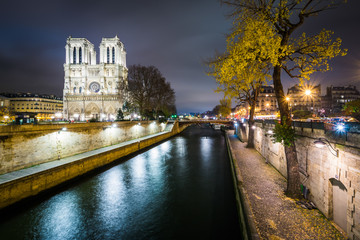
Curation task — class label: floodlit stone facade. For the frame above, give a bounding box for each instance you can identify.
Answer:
[0,93,63,123]
[237,122,360,239]
[63,36,128,121]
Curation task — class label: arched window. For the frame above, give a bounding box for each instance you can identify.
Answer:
[112,47,115,63]
[79,87,82,93]
[73,87,76,93]
[73,47,76,64]
[79,47,82,64]
[107,47,110,63]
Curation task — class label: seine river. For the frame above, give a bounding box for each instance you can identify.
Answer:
[0,124,240,239]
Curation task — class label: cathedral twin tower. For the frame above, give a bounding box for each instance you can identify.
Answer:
[63,36,128,121]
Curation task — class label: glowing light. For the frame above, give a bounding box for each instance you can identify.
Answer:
[285,97,290,101]
[251,125,256,129]
[314,140,326,148]
[305,89,311,96]
[267,130,273,134]
[336,123,345,132]
[112,123,117,128]
[55,112,62,118]
[4,115,9,119]
[61,127,67,131]
[73,113,79,118]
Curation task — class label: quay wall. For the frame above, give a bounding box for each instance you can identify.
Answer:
[0,121,167,175]
[236,122,360,239]
[0,121,187,209]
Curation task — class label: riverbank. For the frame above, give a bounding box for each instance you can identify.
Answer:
[0,124,240,240]
[225,130,347,239]
[0,124,186,209]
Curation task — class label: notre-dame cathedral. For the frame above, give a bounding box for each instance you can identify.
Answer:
[63,36,128,121]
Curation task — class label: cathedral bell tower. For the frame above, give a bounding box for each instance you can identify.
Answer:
[63,36,128,121]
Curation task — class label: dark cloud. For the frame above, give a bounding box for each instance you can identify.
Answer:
[0,0,359,113]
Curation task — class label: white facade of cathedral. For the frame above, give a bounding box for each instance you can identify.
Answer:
[63,36,127,121]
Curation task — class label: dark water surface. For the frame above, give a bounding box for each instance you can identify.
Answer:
[0,125,240,239]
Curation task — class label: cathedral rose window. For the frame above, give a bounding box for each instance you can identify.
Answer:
[89,82,101,93]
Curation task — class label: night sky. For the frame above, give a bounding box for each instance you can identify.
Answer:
[0,0,359,114]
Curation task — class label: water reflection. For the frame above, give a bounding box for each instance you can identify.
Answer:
[0,125,240,240]
[36,192,83,240]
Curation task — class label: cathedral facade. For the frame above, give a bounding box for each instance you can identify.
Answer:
[63,36,128,121]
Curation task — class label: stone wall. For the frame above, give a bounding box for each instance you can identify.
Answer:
[236,122,360,239]
[0,121,167,174]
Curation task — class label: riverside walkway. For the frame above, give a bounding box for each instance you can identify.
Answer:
[226,130,347,240]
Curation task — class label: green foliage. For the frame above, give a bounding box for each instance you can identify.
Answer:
[116,108,124,121]
[292,110,312,119]
[344,99,360,121]
[271,119,296,147]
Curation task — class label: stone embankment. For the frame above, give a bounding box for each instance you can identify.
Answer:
[226,130,347,239]
[0,121,187,209]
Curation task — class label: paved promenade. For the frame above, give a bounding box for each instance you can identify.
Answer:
[226,131,347,240]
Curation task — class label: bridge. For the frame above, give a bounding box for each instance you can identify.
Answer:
[176,119,234,127]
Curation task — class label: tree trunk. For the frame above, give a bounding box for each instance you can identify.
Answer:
[273,65,301,198]
[246,101,256,148]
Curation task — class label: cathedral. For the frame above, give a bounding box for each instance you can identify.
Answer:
[63,36,128,121]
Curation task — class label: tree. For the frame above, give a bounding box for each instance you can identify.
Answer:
[0,107,12,123]
[344,99,360,121]
[207,12,273,147]
[211,104,221,117]
[292,109,312,119]
[116,108,124,121]
[127,65,176,119]
[219,97,232,118]
[221,0,347,198]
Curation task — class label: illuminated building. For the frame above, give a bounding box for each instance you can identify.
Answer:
[323,85,360,115]
[256,85,278,116]
[287,84,321,114]
[63,36,128,121]
[0,95,10,109]
[0,93,63,123]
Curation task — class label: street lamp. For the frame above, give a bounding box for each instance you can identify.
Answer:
[285,96,292,117]
[304,89,315,116]
[314,138,339,157]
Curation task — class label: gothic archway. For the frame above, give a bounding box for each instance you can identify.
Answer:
[85,103,100,120]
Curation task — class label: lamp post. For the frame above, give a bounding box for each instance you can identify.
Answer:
[314,138,339,157]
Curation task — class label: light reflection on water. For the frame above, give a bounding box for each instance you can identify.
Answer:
[0,125,240,240]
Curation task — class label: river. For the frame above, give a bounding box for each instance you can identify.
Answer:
[0,124,241,239]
